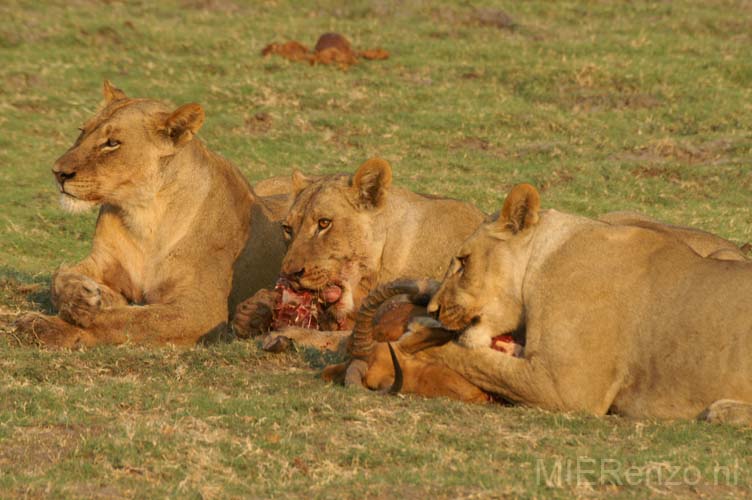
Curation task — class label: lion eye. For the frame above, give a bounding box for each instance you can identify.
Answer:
[318,218,332,230]
[281,224,293,238]
[102,138,121,149]
[456,255,469,273]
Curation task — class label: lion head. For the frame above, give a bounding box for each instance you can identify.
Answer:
[53,80,205,213]
[279,158,393,328]
[428,184,541,349]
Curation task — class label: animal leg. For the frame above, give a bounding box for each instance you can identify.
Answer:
[87,303,224,346]
[232,288,280,338]
[52,270,127,327]
[430,342,574,412]
[699,399,752,426]
[14,312,96,348]
[321,362,348,383]
[261,327,351,354]
[17,302,224,347]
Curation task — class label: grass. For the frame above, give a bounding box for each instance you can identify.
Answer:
[1,0,751,497]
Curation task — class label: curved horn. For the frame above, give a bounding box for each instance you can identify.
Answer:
[387,342,403,394]
[349,278,440,360]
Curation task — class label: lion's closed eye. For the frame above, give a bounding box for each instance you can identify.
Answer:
[454,255,469,275]
[101,138,121,150]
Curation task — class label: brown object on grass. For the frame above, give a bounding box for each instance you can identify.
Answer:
[260,40,310,61]
[321,279,493,404]
[358,49,390,61]
[261,32,388,69]
[314,32,352,53]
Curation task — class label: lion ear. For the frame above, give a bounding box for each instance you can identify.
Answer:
[102,80,127,104]
[499,183,540,233]
[351,157,393,209]
[161,103,205,146]
[291,169,312,194]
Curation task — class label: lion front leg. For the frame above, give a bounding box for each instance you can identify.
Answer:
[430,342,582,412]
[78,302,223,346]
[14,312,97,348]
[17,299,227,348]
[232,288,280,338]
[52,266,127,328]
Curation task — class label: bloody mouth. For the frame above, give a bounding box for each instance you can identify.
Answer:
[271,278,346,331]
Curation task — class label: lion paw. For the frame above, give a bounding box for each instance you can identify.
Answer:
[699,399,752,426]
[14,312,91,348]
[54,274,103,327]
[233,288,279,338]
[261,333,292,353]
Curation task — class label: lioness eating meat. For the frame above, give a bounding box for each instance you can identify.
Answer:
[232,157,487,350]
[406,184,752,423]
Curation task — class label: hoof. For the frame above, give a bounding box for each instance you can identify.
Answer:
[262,334,292,353]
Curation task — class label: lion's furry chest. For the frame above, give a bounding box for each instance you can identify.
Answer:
[100,204,205,304]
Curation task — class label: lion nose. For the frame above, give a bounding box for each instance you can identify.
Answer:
[428,303,442,320]
[282,267,305,283]
[54,169,76,185]
[427,298,439,315]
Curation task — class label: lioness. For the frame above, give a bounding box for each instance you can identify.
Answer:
[409,184,752,423]
[232,157,487,349]
[15,81,285,347]
[323,205,747,403]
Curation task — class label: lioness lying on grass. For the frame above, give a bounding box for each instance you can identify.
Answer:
[15,81,285,347]
[241,156,746,358]
[232,157,487,351]
[389,183,752,423]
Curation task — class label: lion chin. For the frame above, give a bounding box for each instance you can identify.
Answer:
[59,193,97,214]
[328,281,355,322]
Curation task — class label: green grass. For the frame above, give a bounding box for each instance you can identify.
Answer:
[1,0,751,497]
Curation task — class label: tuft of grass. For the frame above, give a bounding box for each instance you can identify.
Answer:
[1,0,751,496]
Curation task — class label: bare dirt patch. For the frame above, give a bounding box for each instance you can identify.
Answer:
[615,138,738,167]
[79,26,123,46]
[0,306,21,336]
[244,112,273,135]
[538,168,575,192]
[630,165,682,183]
[468,8,517,31]
[450,136,507,158]
[0,425,87,473]
[3,72,45,93]
[179,0,240,13]
[431,7,517,31]
[513,141,565,160]
[571,91,663,112]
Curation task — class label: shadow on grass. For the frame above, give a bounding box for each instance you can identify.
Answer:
[0,266,53,314]
[240,337,347,370]
[298,343,347,370]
